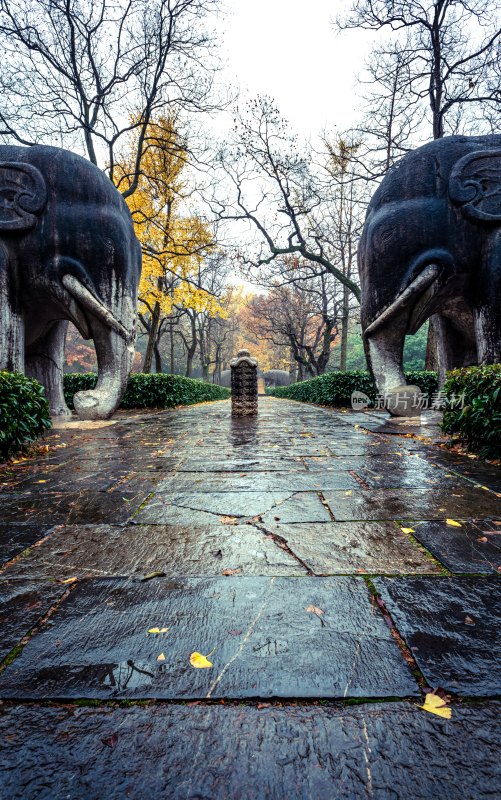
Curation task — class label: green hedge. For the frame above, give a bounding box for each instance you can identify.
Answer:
[0,371,52,459]
[442,365,501,459]
[64,372,230,409]
[267,370,438,406]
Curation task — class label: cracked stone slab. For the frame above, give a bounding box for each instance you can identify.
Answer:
[0,523,54,565]
[3,524,305,580]
[265,522,442,575]
[322,486,501,521]
[260,492,332,525]
[373,577,501,696]
[0,577,418,700]
[410,520,501,574]
[1,702,500,800]
[136,491,295,524]
[157,471,358,493]
[0,579,68,662]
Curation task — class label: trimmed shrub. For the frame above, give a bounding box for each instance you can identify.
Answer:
[0,371,52,458]
[442,365,501,459]
[64,372,231,410]
[267,370,438,407]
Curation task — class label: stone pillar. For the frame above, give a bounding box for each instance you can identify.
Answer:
[230,349,258,416]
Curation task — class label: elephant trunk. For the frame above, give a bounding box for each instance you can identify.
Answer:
[363,264,441,416]
[73,312,135,420]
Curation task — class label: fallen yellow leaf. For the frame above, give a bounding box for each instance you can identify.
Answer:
[446,519,462,527]
[157,653,166,662]
[401,527,415,534]
[148,627,169,634]
[190,651,213,669]
[419,692,452,719]
[59,577,77,585]
[345,490,352,496]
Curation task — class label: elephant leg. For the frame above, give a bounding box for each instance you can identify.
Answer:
[434,311,478,387]
[25,320,72,418]
[0,244,24,372]
[474,231,501,363]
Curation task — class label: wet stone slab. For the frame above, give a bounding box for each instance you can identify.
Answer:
[266,522,442,575]
[0,579,67,661]
[135,490,329,525]
[410,520,501,574]
[323,486,501,521]
[3,524,305,579]
[157,471,358,493]
[0,489,152,525]
[373,577,501,696]
[0,577,418,700]
[1,701,500,800]
[0,523,54,565]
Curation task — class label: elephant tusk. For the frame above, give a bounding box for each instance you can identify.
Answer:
[62,274,132,343]
[364,264,441,337]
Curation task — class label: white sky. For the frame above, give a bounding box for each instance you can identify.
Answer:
[215,0,377,140]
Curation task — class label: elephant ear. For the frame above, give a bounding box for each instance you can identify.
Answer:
[449,149,501,223]
[0,162,47,231]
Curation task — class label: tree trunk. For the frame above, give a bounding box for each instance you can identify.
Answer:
[154,342,162,373]
[143,302,160,373]
[340,286,349,371]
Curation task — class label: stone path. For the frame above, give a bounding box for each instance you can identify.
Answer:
[0,397,500,798]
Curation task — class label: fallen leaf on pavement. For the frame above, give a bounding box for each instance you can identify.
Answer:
[446,519,462,527]
[401,527,415,534]
[190,651,214,669]
[101,733,119,748]
[305,604,324,617]
[141,571,167,581]
[219,516,238,525]
[464,615,475,625]
[222,567,242,576]
[157,653,166,662]
[58,577,77,585]
[148,627,169,634]
[419,692,452,719]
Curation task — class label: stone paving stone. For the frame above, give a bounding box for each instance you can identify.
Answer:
[3,524,305,579]
[0,579,67,661]
[265,522,442,575]
[135,490,308,524]
[260,493,332,525]
[322,485,501,521]
[373,577,501,695]
[410,520,501,574]
[0,523,53,565]
[0,577,418,699]
[157,471,359,493]
[1,701,499,800]
[355,457,475,489]
[177,457,308,472]
[0,489,154,525]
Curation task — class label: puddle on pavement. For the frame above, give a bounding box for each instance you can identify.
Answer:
[101,660,156,692]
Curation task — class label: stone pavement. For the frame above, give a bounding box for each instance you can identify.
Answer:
[0,397,500,799]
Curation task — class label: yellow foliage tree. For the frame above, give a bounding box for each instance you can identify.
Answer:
[115,115,225,372]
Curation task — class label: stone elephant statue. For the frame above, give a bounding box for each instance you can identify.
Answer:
[359,134,501,415]
[0,145,142,419]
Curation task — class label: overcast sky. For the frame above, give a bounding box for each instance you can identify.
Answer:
[215,0,377,139]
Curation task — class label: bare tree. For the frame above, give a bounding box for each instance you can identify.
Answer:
[247,259,343,378]
[0,0,223,196]
[213,97,364,303]
[339,0,500,140]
